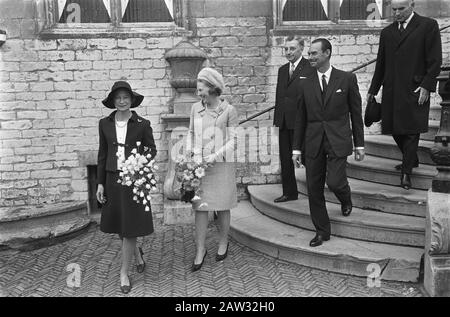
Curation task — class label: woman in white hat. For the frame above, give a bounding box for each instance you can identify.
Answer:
[96,81,157,293]
[186,67,239,272]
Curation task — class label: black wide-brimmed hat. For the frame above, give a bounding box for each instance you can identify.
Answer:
[364,97,381,127]
[102,81,144,109]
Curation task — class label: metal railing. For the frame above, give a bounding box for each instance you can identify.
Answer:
[238,24,450,125]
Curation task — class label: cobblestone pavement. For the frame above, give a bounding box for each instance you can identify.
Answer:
[0,221,424,297]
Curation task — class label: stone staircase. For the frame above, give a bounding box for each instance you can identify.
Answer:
[230,105,441,283]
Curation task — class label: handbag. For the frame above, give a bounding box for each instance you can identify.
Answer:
[364,97,381,127]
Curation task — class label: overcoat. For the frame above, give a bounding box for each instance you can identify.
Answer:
[368,13,442,135]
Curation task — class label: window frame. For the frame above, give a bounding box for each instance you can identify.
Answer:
[273,0,391,31]
[38,0,187,37]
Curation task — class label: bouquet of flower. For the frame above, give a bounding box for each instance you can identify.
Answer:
[175,153,212,203]
[117,141,159,212]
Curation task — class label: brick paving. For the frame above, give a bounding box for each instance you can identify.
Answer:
[0,220,424,297]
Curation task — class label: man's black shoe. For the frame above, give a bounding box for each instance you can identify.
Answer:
[400,173,412,190]
[309,234,330,247]
[395,162,419,171]
[274,195,298,203]
[341,202,353,217]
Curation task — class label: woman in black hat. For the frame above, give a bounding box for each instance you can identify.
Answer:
[96,81,157,294]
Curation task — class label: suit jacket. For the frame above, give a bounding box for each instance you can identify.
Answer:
[368,13,442,135]
[293,67,364,158]
[273,57,314,130]
[97,111,157,185]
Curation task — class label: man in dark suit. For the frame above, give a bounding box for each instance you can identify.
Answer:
[273,36,314,203]
[367,0,442,190]
[292,39,365,247]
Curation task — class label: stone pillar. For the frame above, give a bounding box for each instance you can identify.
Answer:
[425,64,450,297]
[161,41,207,224]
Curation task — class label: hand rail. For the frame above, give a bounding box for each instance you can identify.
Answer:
[238,24,450,125]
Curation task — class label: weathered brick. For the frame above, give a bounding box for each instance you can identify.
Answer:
[14,180,38,188]
[0,164,13,171]
[36,100,66,110]
[223,66,253,76]
[152,59,168,68]
[70,180,87,191]
[31,169,71,179]
[32,119,64,129]
[143,69,166,79]
[146,38,174,49]
[215,58,241,67]
[1,155,25,164]
[24,39,57,51]
[76,50,102,61]
[240,36,267,47]
[103,50,133,60]
[93,61,121,70]
[38,51,75,61]
[1,171,30,180]
[21,129,48,138]
[17,111,48,119]
[57,39,87,50]
[0,111,16,120]
[0,62,20,71]
[87,38,117,50]
[0,82,29,92]
[2,189,28,199]
[232,86,256,94]
[30,82,54,92]
[48,109,82,119]
[9,72,38,82]
[31,137,59,146]
[339,45,371,55]
[39,178,71,187]
[2,50,38,62]
[198,27,231,37]
[133,49,165,59]
[118,38,147,49]
[65,61,93,70]
[241,57,266,66]
[64,118,98,128]
[53,160,79,168]
[0,128,20,139]
[14,162,53,171]
[110,69,144,80]
[121,60,153,69]
[38,71,74,82]
[222,47,260,57]
[47,62,66,72]
[14,146,54,155]
[54,81,91,91]
[1,120,32,130]
[46,91,76,100]
[19,62,51,72]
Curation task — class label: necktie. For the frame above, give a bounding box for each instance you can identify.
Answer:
[289,63,295,79]
[321,74,328,96]
[399,21,405,33]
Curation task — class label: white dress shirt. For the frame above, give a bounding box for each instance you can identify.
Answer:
[399,11,414,29]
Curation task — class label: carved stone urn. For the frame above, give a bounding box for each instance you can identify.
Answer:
[425,63,450,297]
[161,41,207,224]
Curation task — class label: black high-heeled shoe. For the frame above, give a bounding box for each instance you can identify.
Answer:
[120,275,132,294]
[136,247,146,273]
[216,243,229,262]
[191,250,207,272]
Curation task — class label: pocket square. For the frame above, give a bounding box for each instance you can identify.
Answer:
[299,76,307,79]
[336,89,343,93]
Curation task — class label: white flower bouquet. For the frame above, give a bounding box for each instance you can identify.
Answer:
[116,141,159,212]
[175,153,212,203]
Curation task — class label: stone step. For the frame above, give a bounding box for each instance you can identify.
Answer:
[347,155,437,190]
[295,168,427,217]
[420,120,439,141]
[230,200,423,282]
[429,104,441,121]
[248,184,425,247]
[0,202,91,251]
[365,134,434,165]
